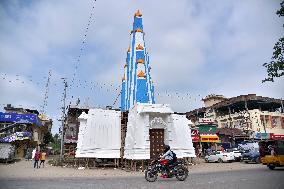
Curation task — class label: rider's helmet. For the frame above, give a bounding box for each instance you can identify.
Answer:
[164,145,170,153]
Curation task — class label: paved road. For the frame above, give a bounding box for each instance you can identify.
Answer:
[1,167,284,189]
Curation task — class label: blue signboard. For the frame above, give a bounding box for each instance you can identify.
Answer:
[0,112,42,126]
[254,132,271,140]
[0,132,32,143]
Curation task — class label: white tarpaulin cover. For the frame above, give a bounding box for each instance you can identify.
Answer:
[124,103,195,159]
[75,109,121,158]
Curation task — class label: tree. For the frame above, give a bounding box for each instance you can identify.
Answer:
[263,1,284,82]
[43,131,54,145]
[51,133,61,154]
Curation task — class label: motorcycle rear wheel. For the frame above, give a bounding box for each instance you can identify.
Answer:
[175,166,188,181]
[145,169,158,182]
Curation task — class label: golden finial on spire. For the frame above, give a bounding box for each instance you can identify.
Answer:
[137,70,146,78]
[122,75,125,81]
[127,47,130,52]
[134,10,142,17]
[136,44,144,50]
[137,58,144,64]
[135,28,142,33]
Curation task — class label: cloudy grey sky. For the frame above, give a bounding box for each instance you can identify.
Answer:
[0,0,283,133]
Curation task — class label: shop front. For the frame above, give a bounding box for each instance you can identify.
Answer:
[216,128,244,149]
[0,112,43,159]
[197,124,219,156]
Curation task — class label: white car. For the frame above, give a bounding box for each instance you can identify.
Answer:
[205,151,235,163]
[226,149,242,161]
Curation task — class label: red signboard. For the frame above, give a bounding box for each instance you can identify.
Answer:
[271,134,284,140]
[192,135,199,142]
[191,129,199,142]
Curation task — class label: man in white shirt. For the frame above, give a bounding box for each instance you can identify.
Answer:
[161,145,175,178]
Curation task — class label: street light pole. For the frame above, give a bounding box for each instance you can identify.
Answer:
[281,98,284,113]
[60,78,67,164]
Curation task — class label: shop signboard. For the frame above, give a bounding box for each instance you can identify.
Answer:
[0,132,32,143]
[15,132,32,140]
[0,112,42,126]
[254,132,271,140]
[198,118,214,124]
[200,134,219,143]
[271,134,284,140]
[191,129,199,142]
[198,125,217,134]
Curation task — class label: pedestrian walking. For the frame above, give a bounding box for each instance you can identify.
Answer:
[32,148,36,167]
[32,148,36,159]
[34,150,40,169]
[39,150,46,168]
[198,147,202,158]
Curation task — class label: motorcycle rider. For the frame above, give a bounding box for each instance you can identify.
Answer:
[160,145,174,178]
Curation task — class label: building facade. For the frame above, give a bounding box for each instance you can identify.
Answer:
[0,104,52,158]
[64,105,90,156]
[187,94,284,149]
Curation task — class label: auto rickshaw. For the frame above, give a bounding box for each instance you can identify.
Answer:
[259,139,284,170]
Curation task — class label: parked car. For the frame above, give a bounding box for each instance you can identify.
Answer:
[205,151,235,163]
[226,149,243,161]
[241,149,260,163]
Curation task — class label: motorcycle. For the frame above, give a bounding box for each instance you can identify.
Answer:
[145,158,188,182]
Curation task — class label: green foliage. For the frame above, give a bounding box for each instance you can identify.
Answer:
[263,1,284,82]
[50,133,61,153]
[43,131,54,145]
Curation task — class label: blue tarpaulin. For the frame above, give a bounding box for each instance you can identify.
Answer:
[0,112,42,126]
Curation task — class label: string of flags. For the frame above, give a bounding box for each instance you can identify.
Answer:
[0,72,205,102]
[0,1,204,113]
[70,0,97,90]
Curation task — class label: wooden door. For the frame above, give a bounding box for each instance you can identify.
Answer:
[149,129,165,159]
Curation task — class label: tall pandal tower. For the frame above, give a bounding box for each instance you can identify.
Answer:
[121,10,155,111]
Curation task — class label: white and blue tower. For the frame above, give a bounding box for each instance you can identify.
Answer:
[121,10,155,111]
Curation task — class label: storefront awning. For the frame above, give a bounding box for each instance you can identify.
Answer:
[200,134,220,143]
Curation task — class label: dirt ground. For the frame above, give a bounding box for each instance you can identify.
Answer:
[0,158,264,179]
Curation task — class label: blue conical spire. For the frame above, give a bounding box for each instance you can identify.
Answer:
[121,10,155,111]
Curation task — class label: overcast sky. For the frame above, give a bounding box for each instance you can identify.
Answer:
[0,0,283,134]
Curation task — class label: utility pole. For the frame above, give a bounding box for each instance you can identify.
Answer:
[60,78,68,163]
[281,98,284,113]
